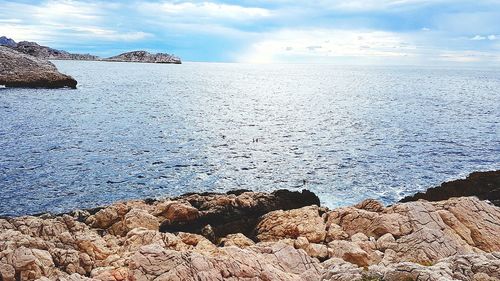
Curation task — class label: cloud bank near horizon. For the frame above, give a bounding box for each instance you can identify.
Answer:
[0,0,499,65]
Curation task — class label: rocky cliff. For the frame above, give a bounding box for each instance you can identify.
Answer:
[0,46,77,89]
[401,170,500,206]
[105,51,181,64]
[0,188,499,281]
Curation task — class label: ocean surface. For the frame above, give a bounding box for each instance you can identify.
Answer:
[0,61,499,216]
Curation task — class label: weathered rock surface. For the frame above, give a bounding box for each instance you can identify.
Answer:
[401,170,500,206]
[105,51,181,64]
[0,46,77,88]
[1,190,499,281]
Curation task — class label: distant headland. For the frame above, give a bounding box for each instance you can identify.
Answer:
[0,36,181,64]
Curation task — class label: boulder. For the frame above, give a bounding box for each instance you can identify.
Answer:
[256,206,326,243]
[0,46,77,88]
[219,233,255,248]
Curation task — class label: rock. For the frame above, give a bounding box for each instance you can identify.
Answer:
[369,252,500,281]
[0,46,77,88]
[327,240,372,267]
[0,262,16,281]
[160,189,320,239]
[123,209,159,232]
[350,233,368,243]
[354,199,384,212]
[0,36,17,47]
[219,233,255,248]
[325,223,349,242]
[321,258,363,281]
[401,170,500,206]
[127,242,322,280]
[156,202,199,228]
[86,203,129,229]
[376,233,396,251]
[105,51,181,64]
[256,205,326,243]
[1,190,500,281]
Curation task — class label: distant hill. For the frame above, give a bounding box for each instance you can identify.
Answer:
[0,36,181,64]
[13,41,99,61]
[0,36,17,47]
[105,50,181,64]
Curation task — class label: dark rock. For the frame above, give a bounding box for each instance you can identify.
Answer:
[0,36,17,47]
[160,189,320,239]
[400,170,500,206]
[0,46,77,89]
[105,50,181,64]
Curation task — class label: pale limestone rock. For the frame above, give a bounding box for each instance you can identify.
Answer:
[256,206,326,243]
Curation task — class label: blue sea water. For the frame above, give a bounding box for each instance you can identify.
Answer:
[0,61,499,216]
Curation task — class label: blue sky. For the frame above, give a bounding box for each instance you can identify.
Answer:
[1,0,499,65]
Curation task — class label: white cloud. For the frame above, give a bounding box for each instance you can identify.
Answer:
[471,35,486,40]
[141,1,271,21]
[470,34,498,41]
[237,29,418,63]
[0,1,149,44]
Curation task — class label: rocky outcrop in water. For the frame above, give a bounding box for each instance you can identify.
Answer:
[1,189,499,281]
[0,46,77,89]
[401,170,500,206]
[105,51,181,64]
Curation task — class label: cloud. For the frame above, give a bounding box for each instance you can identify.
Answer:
[140,1,271,21]
[470,34,498,41]
[471,35,487,40]
[237,29,418,63]
[0,0,148,44]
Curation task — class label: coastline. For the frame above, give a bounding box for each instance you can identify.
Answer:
[1,171,499,281]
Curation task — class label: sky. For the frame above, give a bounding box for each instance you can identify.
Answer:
[0,0,499,65]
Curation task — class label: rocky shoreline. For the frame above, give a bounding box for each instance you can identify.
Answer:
[1,172,499,281]
[0,46,77,89]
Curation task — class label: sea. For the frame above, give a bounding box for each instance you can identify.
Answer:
[0,61,499,216]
